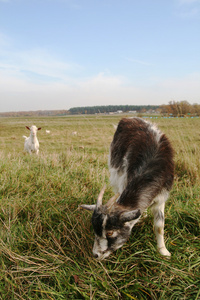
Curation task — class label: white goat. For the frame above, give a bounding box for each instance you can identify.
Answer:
[80,118,174,260]
[23,125,41,155]
[71,131,77,136]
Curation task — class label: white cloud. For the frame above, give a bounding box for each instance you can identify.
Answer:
[177,7,199,17]
[175,0,200,18]
[0,70,200,112]
[125,58,152,66]
[0,32,11,47]
[0,32,199,112]
[0,47,82,84]
[149,73,200,103]
[178,0,200,5]
[0,71,132,111]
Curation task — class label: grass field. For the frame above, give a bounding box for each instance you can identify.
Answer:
[0,115,199,300]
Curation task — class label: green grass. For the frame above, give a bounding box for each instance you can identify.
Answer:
[0,115,199,299]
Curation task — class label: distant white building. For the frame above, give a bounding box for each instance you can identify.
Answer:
[128,111,137,114]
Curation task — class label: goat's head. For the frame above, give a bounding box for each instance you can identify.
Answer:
[26,125,41,136]
[80,186,141,260]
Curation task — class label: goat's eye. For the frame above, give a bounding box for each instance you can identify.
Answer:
[106,231,114,237]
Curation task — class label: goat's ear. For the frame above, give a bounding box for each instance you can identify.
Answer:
[120,209,141,223]
[26,126,30,130]
[38,127,42,130]
[79,204,96,211]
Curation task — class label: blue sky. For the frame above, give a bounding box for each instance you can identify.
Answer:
[0,0,200,112]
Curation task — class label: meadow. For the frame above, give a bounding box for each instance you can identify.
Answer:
[0,114,199,300]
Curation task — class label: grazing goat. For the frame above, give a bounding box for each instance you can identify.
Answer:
[23,125,41,155]
[80,118,174,260]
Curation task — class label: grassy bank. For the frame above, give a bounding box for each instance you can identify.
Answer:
[0,115,199,299]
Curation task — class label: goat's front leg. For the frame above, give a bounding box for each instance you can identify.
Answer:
[151,199,171,257]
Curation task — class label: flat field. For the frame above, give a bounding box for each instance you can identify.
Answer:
[0,115,199,299]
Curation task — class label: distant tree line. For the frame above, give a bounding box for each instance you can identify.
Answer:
[68,105,160,115]
[160,101,200,117]
[0,110,69,117]
[1,102,199,117]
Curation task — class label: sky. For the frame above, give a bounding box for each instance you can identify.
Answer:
[0,0,200,112]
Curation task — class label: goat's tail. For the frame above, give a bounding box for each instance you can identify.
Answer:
[23,135,27,139]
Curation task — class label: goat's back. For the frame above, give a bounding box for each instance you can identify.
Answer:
[109,118,174,209]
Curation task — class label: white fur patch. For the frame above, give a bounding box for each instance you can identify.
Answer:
[108,153,128,195]
[93,235,108,254]
[149,122,162,143]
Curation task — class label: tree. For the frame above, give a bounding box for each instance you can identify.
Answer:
[160,101,199,117]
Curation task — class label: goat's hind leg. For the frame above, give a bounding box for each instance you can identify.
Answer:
[151,191,171,257]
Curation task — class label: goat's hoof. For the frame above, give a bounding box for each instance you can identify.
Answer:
[159,247,171,257]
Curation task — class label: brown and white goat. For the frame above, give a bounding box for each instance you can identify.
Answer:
[80,118,174,260]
